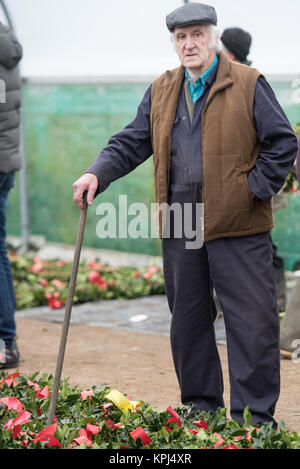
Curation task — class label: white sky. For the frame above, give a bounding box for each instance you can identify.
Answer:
[1,0,299,78]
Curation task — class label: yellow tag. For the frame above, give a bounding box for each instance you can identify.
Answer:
[105,390,141,413]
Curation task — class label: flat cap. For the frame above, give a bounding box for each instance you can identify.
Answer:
[166,2,217,32]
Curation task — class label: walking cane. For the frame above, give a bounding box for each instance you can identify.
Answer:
[47,192,88,426]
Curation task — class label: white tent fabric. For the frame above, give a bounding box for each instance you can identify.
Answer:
[0,0,299,78]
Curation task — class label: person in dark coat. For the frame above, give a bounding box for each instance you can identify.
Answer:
[72,3,298,427]
[297,140,300,184]
[221,27,252,66]
[280,140,300,358]
[0,23,23,369]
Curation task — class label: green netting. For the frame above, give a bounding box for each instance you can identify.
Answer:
[272,193,300,271]
[6,79,300,264]
[7,81,162,257]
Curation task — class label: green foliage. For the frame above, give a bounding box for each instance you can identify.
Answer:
[0,371,299,449]
[9,253,165,310]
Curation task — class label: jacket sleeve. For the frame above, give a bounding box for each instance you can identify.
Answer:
[247,76,298,202]
[85,84,153,194]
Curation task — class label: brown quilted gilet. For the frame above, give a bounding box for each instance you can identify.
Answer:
[150,51,273,241]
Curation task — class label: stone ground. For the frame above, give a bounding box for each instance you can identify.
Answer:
[6,239,300,432]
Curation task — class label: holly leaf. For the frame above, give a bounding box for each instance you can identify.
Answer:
[243,405,252,428]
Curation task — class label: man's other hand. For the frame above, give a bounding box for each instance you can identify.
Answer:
[73,173,98,210]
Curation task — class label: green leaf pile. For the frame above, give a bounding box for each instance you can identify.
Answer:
[9,253,165,310]
[0,371,299,449]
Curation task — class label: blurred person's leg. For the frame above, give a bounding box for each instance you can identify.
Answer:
[271,195,288,313]
[0,172,18,363]
[280,277,300,357]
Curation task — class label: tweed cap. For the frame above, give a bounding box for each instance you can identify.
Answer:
[166,2,217,32]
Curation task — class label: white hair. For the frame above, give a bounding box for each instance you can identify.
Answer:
[209,25,222,52]
[170,24,222,53]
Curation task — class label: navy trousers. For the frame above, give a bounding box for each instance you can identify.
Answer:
[162,188,280,426]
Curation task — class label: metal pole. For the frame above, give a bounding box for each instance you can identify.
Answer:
[0,0,30,252]
[19,105,30,252]
[0,0,13,29]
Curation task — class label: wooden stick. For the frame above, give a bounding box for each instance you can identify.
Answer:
[47,194,88,426]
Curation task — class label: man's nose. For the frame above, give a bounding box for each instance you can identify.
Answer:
[184,36,196,50]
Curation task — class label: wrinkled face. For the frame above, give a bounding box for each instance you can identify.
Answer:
[174,24,215,72]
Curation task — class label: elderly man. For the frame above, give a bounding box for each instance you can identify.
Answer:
[73,3,298,427]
